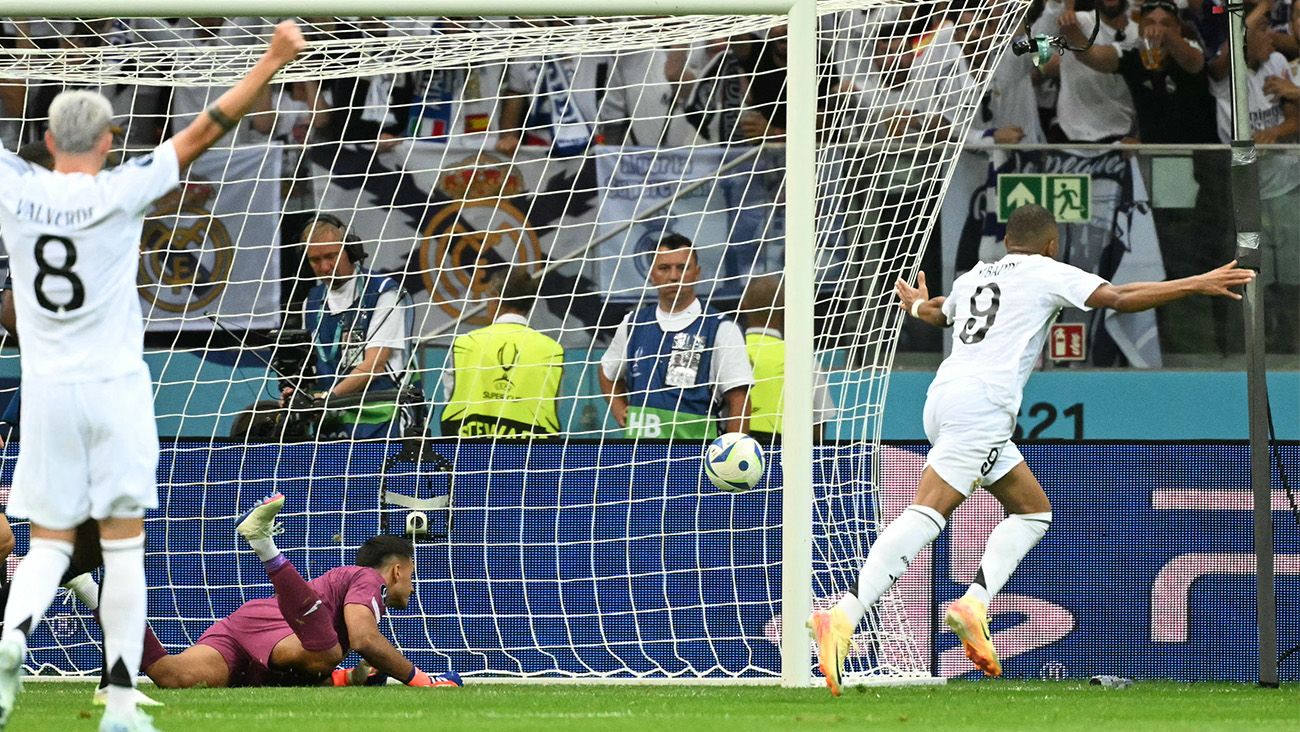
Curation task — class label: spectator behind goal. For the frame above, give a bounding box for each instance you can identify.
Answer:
[288,214,420,440]
[599,234,753,440]
[440,270,564,438]
[740,275,837,445]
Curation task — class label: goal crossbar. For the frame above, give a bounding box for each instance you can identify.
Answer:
[4,1,798,17]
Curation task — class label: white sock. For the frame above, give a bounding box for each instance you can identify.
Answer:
[100,535,146,719]
[963,512,1052,606]
[247,536,280,562]
[63,573,101,611]
[1,538,73,649]
[835,505,946,624]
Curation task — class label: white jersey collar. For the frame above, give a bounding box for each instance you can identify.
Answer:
[744,326,783,339]
[494,313,529,326]
[324,276,359,315]
[655,298,702,332]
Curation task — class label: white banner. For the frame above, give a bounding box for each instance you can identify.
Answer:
[594,145,786,302]
[140,144,282,331]
[313,141,600,346]
[940,148,1166,367]
[312,142,786,343]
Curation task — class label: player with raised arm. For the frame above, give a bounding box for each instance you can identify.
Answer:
[0,21,305,732]
[807,204,1254,695]
[121,495,461,690]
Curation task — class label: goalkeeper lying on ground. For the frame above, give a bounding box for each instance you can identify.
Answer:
[78,495,460,689]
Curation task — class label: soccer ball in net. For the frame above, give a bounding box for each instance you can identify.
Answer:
[703,433,765,493]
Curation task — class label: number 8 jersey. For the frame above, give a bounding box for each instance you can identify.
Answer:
[0,141,180,382]
[932,253,1107,412]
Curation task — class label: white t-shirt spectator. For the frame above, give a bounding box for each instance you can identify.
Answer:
[1036,3,1138,141]
[134,17,267,141]
[506,55,605,152]
[598,49,697,149]
[600,299,754,403]
[1212,52,1300,199]
[302,277,409,385]
[964,49,1046,145]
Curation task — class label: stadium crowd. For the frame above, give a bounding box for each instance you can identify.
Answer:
[0,2,1295,444]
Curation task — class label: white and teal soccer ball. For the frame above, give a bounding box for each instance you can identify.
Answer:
[703,432,765,493]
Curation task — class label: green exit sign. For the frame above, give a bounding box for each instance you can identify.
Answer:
[997,174,1091,223]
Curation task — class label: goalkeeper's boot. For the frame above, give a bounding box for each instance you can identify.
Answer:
[431,671,463,688]
[236,493,286,544]
[806,608,854,697]
[945,596,1001,677]
[99,708,161,732]
[0,635,23,730]
[94,686,163,707]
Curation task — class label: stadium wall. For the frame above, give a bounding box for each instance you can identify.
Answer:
[8,441,1296,682]
[0,349,1294,441]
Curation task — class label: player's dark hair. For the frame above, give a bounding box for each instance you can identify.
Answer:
[658,233,693,251]
[1004,204,1058,253]
[356,535,414,568]
[655,233,697,266]
[495,269,538,314]
[741,274,783,316]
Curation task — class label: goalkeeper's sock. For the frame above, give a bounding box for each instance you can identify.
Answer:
[835,505,946,624]
[100,535,147,718]
[1,537,72,648]
[963,512,1051,606]
[141,626,168,673]
[248,537,281,563]
[267,560,339,652]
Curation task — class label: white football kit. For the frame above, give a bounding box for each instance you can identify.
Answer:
[925,253,1106,496]
[0,141,180,529]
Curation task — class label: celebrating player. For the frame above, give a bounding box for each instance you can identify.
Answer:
[124,495,460,690]
[0,21,305,732]
[808,204,1255,695]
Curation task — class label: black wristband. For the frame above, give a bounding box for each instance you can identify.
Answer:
[206,104,238,133]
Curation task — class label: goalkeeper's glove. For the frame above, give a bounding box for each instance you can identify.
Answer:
[331,664,461,688]
[331,661,388,687]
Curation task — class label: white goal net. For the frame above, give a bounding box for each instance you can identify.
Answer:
[0,1,1029,683]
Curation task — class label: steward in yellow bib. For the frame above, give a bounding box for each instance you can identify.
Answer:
[441,270,564,438]
[741,275,834,445]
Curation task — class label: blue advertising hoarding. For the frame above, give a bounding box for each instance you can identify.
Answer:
[7,441,1296,682]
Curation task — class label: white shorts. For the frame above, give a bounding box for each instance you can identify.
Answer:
[7,368,159,530]
[922,378,1025,498]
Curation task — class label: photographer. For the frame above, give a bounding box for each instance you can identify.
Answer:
[283,214,421,440]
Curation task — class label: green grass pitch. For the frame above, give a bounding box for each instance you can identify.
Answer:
[6,680,1296,731]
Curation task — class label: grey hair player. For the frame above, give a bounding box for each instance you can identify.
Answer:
[0,21,305,732]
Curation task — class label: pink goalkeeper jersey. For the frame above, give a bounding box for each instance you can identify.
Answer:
[244,565,387,653]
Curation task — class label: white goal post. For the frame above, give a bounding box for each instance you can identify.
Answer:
[0,1,1030,688]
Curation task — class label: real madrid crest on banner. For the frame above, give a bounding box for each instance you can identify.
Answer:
[138,183,234,314]
[418,153,544,327]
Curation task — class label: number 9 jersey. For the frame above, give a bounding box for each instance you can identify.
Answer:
[932,253,1107,413]
[0,140,180,383]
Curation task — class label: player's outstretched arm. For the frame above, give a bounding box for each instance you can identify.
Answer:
[1084,260,1256,313]
[340,604,436,686]
[170,21,306,169]
[895,271,949,328]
